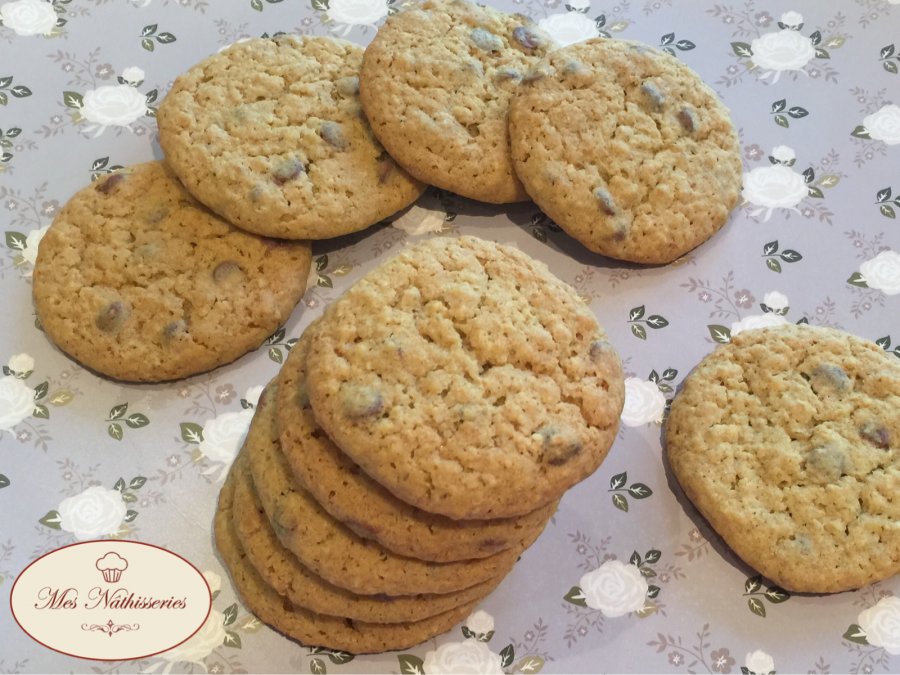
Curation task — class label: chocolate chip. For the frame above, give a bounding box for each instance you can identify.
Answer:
[677,109,696,133]
[512,12,535,25]
[162,319,188,341]
[589,339,614,360]
[640,82,665,111]
[341,385,383,420]
[146,207,169,224]
[96,173,125,195]
[805,443,849,484]
[470,28,503,52]
[479,538,506,551]
[335,76,360,97]
[537,424,583,466]
[96,301,129,334]
[377,160,394,185]
[257,386,271,409]
[273,158,306,186]
[321,122,347,151]
[213,260,244,283]
[561,60,583,75]
[810,363,852,395]
[522,70,545,85]
[860,422,890,450]
[495,68,522,83]
[593,188,616,216]
[512,25,542,50]
[249,185,263,201]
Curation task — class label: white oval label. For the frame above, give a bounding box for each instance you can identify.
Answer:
[11,541,212,661]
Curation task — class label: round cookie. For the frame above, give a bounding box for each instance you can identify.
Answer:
[509,38,742,264]
[215,455,487,654]
[232,444,503,623]
[158,35,425,240]
[359,0,557,203]
[306,236,625,520]
[32,162,311,382]
[666,325,900,593]
[277,319,557,562]
[246,380,535,596]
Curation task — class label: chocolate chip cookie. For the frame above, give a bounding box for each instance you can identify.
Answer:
[667,325,900,593]
[32,162,311,382]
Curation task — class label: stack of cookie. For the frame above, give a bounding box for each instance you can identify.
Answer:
[360,0,743,263]
[216,236,626,653]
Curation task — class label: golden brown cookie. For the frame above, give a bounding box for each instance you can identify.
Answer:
[276,319,557,562]
[215,454,488,654]
[158,35,425,239]
[232,443,503,623]
[667,325,900,593]
[509,38,742,264]
[360,0,557,203]
[32,162,311,382]
[306,236,625,520]
[246,378,537,595]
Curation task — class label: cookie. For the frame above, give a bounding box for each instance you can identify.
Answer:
[306,236,625,520]
[277,318,557,562]
[246,377,537,595]
[158,35,425,240]
[509,38,742,264]
[233,443,503,623]
[359,0,557,203]
[666,325,900,593]
[215,454,486,654]
[32,162,311,382]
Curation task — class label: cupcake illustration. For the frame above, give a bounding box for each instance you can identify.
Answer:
[96,552,128,583]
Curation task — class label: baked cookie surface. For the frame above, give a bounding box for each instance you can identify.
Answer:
[245,380,532,595]
[666,325,900,593]
[360,0,557,203]
[32,162,311,382]
[306,236,625,520]
[509,38,742,264]
[215,455,484,654]
[276,320,557,562]
[158,35,425,239]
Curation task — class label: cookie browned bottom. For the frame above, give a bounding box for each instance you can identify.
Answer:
[216,454,486,654]
[232,429,505,623]
[667,325,900,593]
[246,380,538,595]
[276,320,558,563]
[32,161,311,382]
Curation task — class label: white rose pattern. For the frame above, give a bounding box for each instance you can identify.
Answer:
[326,0,388,31]
[770,145,795,163]
[537,12,597,47]
[244,385,264,408]
[423,639,504,675]
[742,147,809,221]
[79,85,148,137]
[749,26,816,82]
[862,105,900,146]
[731,313,788,337]
[744,649,776,674]
[202,570,222,596]
[621,377,666,427]
[779,11,803,29]
[0,0,57,36]
[6,352,34,375]
[157,608,228,664]
[57,486,127,541]
[392,206,447,236]
[579,559,648,617]
[0,375,36,431]
[464,609,495,636]
[858,596,900,655]
[21,225,50,269]
[762,291,789,311]
[859,250,900,295]
[199,409,255,465]
[121,66,145,85]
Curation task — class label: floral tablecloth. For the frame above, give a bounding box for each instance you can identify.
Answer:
[2,0,900,672]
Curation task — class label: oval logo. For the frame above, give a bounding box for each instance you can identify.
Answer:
[10,541,212,661]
